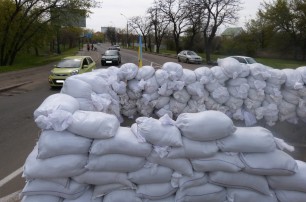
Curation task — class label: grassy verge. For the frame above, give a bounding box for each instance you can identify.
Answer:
[159,49,306,69]
[0,48,79,73]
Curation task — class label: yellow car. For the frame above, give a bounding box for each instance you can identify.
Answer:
[48,56,96,87]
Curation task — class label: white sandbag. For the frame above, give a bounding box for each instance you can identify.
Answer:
[175,183,227,202]
[227,78,250,99]
[90,126,152,157]
[205,79,223,92]
[282,88,302,105]
[118,63,138,80]
[34,109,73,131]
[225,96,244,111]
[147,150,193,176]
[155,69,169,86]
[283,68,304,90]
[267,68,286,85]
[155,106,173,119]
[217,126,276,153]
[169,98,186,116]
[247,76,266,90]
[158,83,174,96]
[186,82,209,97]
[191,152,245,172]
[154,96,170,109]
[227,188,278,202]
[217,57,243,79]
[274,190,306,202]
[61,77,93,98]
[143,76,159,94]
[21,178,88,200]
[85,154,146,172]
[211,86,230,104]
[63,188,101,202]
[73,171,135,187]
[162,62,183,81]
[175,172,208,191]
[34,93,79,119]
[297,66,306,83]
[181,69,196,85]
[240,150,298,176]
[167,80,185,91]
[176,111,236,141]
[267,160,306,192]
[111,80,127,95]
[128,79,143,93]
[167,137,218,159]
[93,184,129,198]
[74,74,111,94]
[128,164,173,184]
[37,130,92,159]
[68,110,119,139]
[76,97,95,111]
[103,190,142,202]
[21,195,61,202]
[23,146,87,179]
[249,63,271,80]
[136,183,177,200]
[194,67,213,84]
[209,171,271,195]
[142,92,159,105]
[136,65,155,80]
[210,65,229,84]
[248,88,265,101]
[135,115,183,147]
[127,89,142,99]
[143,196,175,202]
[173,88,190,103]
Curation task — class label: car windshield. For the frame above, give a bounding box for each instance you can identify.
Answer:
[187,51,197,55]
[245,57,257,64]
[56,59,81,68]
[104,50,118,56]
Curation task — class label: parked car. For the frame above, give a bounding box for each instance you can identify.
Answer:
[108,46,119,51]
[113,45,120,51]
[230,56,257,64]
[48,56,96,87]
[101,50,121,66]
[177,50,202,64]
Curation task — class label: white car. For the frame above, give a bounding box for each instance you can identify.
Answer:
[177,50,202,64]
[230,56,257,64]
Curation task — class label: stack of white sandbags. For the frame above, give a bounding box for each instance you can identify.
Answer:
[22,108,306,201]
[58,60,306,127]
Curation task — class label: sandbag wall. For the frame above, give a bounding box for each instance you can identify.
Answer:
[21,59,306,202]
[22,104,306,202]
[59,58,306,127]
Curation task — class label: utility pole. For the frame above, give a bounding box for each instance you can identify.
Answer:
[120,13,129,48]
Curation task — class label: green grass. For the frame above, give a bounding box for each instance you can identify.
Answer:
[0,47,79,73]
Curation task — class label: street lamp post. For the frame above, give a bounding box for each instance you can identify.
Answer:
[120,13,129,48]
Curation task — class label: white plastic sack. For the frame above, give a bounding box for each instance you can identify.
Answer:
[176,111,236,141]
[136,183,177,200]
[68,110,119,139]
[103,190,142,202]
[61,77,93,98]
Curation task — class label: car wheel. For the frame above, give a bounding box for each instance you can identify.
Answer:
[101,62,104,66]
[178,57,181,62]
[186,59,189,64]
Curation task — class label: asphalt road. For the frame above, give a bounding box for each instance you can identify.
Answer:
[0,44,204,200]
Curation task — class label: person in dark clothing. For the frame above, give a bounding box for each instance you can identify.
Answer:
[87,43,90,51]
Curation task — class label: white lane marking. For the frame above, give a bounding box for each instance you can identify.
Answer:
[0,166,23,188]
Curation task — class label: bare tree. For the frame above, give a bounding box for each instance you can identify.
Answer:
[147,5,170,53]
[154,0,189,53]
[190,0,242,63]
[129,16,152,51]
[0,0,99,66]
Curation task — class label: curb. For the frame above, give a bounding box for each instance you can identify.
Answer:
[0,81,32,92]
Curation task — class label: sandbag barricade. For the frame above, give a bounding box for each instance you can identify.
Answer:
[21,60,306,202]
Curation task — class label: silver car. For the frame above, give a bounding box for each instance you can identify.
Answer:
[230,56,257,64]
[177,50,202,64]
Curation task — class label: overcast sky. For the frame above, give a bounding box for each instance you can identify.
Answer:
[86,0,264,32]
